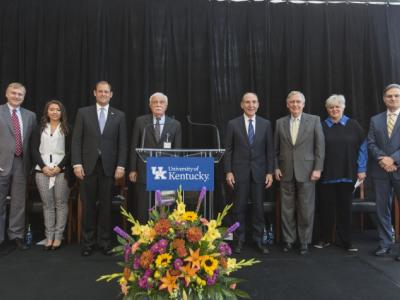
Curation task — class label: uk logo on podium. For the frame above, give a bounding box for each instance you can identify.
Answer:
[146,157,214,191]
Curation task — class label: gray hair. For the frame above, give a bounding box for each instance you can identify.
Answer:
[149,92,168,104]
[325,94,346,108]
[286,91,305,103]
[383,83,400,96]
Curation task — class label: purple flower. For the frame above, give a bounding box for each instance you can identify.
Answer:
[144,269,153,277]
[138,276,148,288]
[174,258,183,269]
[155,190,162,207]
[196,186,207,212]
[124,244,131,262]
[150,243,160,254]
[113,226,130,240]
[133,255,140,270]
[218,242,232,256]
[226,222,240,234]
[158,239,168,248]
[206,269,219,285]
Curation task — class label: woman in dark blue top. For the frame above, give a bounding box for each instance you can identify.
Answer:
[314,95,367,252]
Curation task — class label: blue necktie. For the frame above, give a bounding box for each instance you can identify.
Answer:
[99,108,106,134]
[248,119,254,145]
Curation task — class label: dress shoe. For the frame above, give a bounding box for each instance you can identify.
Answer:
[374,247,391,257]
[81,247,94,256]
[14,238,29,251]
[43,245,52,251]
[282,243,293,253]
[255,242,269,255]
[313,241,330,249]
[395,254,400,262]
[234,241,244,254]
[299,243,309,255]
[51,240,62,251]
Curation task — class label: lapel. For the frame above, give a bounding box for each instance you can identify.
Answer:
[295,113,309,145]
[386,112,400,143]
[253,115,263,145]
[90,105,101,135]
[0,105,15,136]
[239,116,250,147]
[160,116,170,142]
[20,108,29,142]
[282,115,292,144]
[102,106,116,134]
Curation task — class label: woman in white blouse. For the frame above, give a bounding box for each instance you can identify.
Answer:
[31,100,73,250]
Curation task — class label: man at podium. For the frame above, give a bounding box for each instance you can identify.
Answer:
[129,92,182,223]
[224,92,274,255]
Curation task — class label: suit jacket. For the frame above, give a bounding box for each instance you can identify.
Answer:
[31,124,75,187]
[224,115,274,183]
[129,114,182,183]
[71,105,127,177]
[368,111,400,180]
[0,104,36,176]
[274,113,325,182]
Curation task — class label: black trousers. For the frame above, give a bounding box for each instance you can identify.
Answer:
[81,159,113,249]
[234,179,265,243]
[132,183,151,224]
[318,182,353,247]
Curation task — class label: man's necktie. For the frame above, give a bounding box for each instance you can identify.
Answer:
[248,119,254,145]
[291,118,299,145]
[154,117,161,142]
[387,113,396,138]
[11,109,23,156]
[99,108,106,134]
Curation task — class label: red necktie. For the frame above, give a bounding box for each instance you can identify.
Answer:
[11,109,23,156]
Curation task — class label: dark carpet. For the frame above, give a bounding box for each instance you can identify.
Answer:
[0,231,399,300]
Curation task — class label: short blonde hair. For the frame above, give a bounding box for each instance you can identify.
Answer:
[286,91,305,103]
[7,82,26,95]
[325,94,346,108]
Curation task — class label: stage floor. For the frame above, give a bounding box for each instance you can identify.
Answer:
[0,231,399,300]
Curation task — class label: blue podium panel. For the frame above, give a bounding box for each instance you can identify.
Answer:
[146,157,214,191]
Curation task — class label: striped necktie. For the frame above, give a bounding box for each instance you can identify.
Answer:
[387,113,396,138]
[11,109,23,156]
[291,118,299,145]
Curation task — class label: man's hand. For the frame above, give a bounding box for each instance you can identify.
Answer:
[384,165,397,172]
[129,171,138,183]
[310,170,321,181]
[275,169,283,181]
[114,167,125,180]
[73,165,85,180]
[357,172,366,181]
[226,172,235,189]
[265,174,273,189]
[379,156,395,168]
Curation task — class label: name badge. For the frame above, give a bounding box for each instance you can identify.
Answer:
[163,142,171,149]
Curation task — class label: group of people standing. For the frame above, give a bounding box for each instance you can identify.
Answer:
[224,85,400,262]
[0,81,399,263]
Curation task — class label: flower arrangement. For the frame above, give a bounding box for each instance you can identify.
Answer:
[98,187,260,299]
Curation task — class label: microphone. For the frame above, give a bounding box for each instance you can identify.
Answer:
[140,121,167,149]
[187,115,221,150]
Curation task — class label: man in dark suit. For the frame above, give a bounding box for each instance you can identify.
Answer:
[72,81,127,256]
[129,92,181,223]
[275,91,325,255]
[0,82,36,251]
[368,83,400,260]
[224,92,273,255]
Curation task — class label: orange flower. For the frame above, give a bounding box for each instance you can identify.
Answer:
[140,250,154,269]
[176,246,187,258]
[172,238,185,249]
[159,271,178,294]
[123,267,131,281]
[154,219,171,236]
[220,257,228,269]
[180,263,198,286]
[184,248,202,270]
[186,227,203,243]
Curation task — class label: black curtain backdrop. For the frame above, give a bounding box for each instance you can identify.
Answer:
[1,0,400,209]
